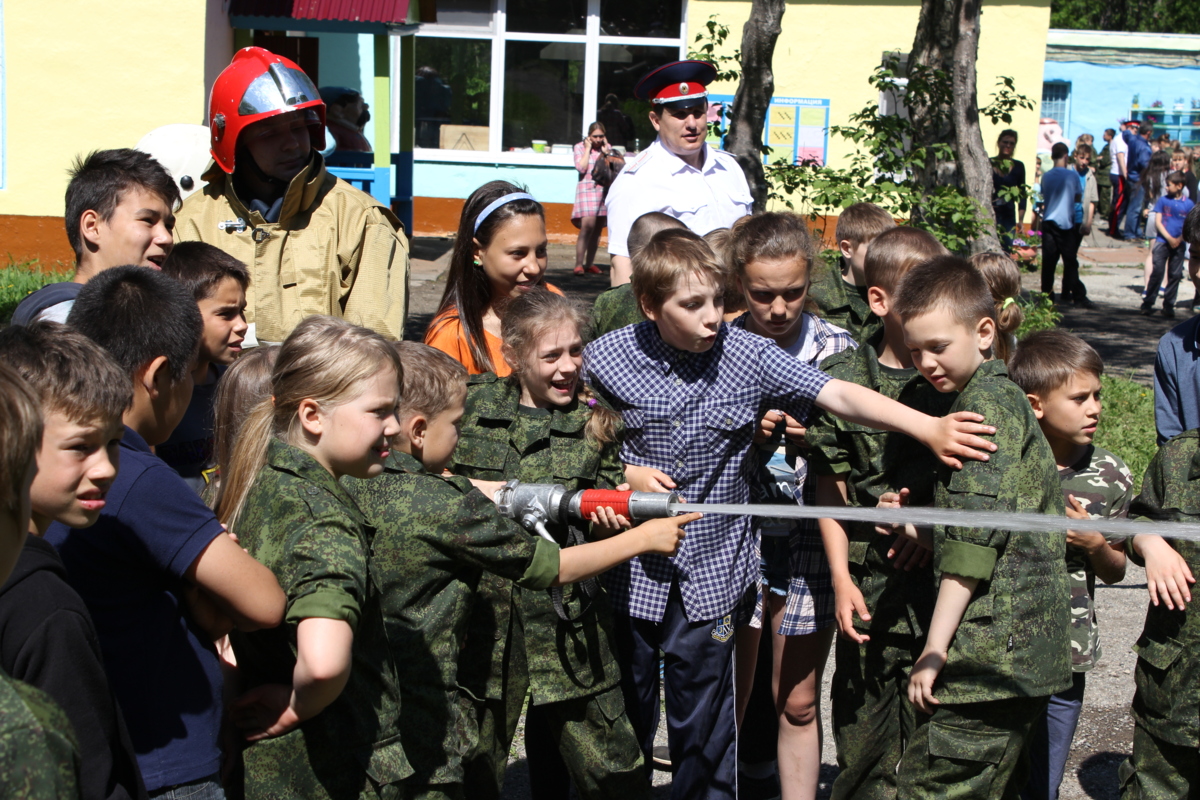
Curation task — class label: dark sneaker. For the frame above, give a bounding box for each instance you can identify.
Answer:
[1075,298,1098,309]
[737,770,782,800]
[1163,307,1176,319]
[652,745,673,771]
[1141,306,1157,316]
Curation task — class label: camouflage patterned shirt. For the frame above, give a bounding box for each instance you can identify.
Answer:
[806,332,951,635]
[345,451,560,785]
[1058,445,1134,672]
[0,671,80,799]
[451,374,625,705]
[592,284,646,339]
[232,439,411,791]
[933,359,1072,703]
[1127,429,1200,748]
[806,258,880,344]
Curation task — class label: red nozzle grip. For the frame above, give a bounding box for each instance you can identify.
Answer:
[576,489,633,519]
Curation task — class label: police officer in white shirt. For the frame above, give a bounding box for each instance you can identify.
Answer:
[605,60,753,286]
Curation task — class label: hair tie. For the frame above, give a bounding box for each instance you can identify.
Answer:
[586,398,598,408]
[473,192,536,234]
[1001,296,1017,310]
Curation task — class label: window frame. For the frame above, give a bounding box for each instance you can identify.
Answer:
[413,0,687,165]
[1041,80,1071,131]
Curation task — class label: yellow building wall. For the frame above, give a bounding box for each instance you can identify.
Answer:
[689,0,1050,205]
[0,0,210,218]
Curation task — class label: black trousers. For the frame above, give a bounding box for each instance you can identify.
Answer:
[1041,221,1085,301]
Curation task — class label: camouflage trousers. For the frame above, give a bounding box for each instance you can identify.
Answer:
[895,696,1049,799]
[830,632,921,800]
[463,686,647,800]
[1119,720,1198,799]
[242,725,405,800]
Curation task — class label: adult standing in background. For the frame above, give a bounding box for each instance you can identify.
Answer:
[175,47,409,344]
[1096,129,1114,219]
[596,94,635,150]
[604,61,753,286]
[991,129,1027,251]
[1108,121,1131,237]
[572,122,611,276]
[1124,122,1155,241]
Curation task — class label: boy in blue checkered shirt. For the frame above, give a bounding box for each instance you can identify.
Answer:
[583,227,999,800]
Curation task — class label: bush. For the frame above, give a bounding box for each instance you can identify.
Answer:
[0,262,65,324]
[1015,291,1062,339]
[1093,373,1157,490]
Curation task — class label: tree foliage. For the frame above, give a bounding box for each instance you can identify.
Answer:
[1050,0,1200,34]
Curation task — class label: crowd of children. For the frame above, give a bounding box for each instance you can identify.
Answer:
[0,145,1197,800]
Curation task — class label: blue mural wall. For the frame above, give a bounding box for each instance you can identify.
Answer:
[1042,61,1200,146]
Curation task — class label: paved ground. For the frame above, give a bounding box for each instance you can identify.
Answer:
[405,220,1174,800]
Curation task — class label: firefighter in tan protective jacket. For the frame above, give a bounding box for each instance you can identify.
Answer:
[175,47,409,344]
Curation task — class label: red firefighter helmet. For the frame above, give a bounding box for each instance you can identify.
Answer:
[208,47,326,174]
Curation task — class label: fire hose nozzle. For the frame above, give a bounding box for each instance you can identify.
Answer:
[493,481,681,534]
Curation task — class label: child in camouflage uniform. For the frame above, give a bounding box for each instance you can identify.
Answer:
[591,212,684,338]
[1118,434,1199,799]
[0,363,82,797]
[451,290,669,800]
[808,226,949,800]
[808,202,896,344]
[892,257,1072,799]
[1009,330,1133,800]
[216,317,410,800]
[346,340,694,800]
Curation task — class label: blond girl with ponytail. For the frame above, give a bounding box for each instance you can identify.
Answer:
[970,252,1025,364]
[217,315,411,799]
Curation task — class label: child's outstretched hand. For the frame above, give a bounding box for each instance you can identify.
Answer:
[908,647,947,714]
[1135,534,1196,610]
[833,580,872,643]
[625,464,678,494]
[231,684,302,741]
[925,412,996,470]
[636,512,699,556]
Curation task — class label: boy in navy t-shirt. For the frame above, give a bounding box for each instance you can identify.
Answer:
[51,267,285,798]
[1142,170,1197,319]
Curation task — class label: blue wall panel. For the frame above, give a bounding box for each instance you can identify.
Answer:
[414,160,578,204]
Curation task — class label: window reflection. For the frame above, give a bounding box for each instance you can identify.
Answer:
[503,41,583,150]
[415,38,492,150]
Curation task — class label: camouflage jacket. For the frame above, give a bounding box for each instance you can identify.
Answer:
[806,333,951,635]
[806,259,880,345]
[1127,429,1200,747]
[0,671,80,798]
[450,373,625,705]
[1058,445,1134,672]
[592,284,646,339]
[344,451,560,784]
[231,440,411,792]
[933,359,1071,703]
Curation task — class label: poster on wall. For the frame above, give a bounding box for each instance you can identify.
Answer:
[707,95,830,166]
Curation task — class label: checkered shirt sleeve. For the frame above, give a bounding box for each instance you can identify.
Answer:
[583,321,832,623]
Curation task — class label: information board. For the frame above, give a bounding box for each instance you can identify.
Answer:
[707,95,830,166]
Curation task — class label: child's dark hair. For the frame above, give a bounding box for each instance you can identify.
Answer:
[162,242,251,300]
[632,228,724,315]
[434,180,545,373]
[0,322,131,426]
[64,149,181,261]
[1074,143,1094,160]
[862,226,947,293]
[0,363,43,518]
[393,341,467,421]
[1050,142,1069,161]
[207,345,279,509]
[894,256,993,330]
[628,212,686,260]
[1167,170,1189,186]
[730,212,816,278]
[501,289,620,447]
[835,202,896,248]
[705,227,745,315]
[1009,329,1103,399]
[968,252,1024,363]
[67,266,202,383]
[1141,150,1173,199]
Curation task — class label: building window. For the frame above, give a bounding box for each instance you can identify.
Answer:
[415,0,686,158]
[1041,82,1070,128]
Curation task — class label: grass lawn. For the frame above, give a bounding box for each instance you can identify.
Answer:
[0,261,65,323]
[1094,373,1157,489]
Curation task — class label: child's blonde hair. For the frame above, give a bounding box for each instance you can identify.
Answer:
[628,212,686,261]
[835,202,896,248]
[0,363,41,519]
[216,316,402,527]
[704,226,744,315]
[501,289,620,447]
[394,342,467,421]
[969,252,1024,363]
[208,345,279,513]
[862,226,948,293]
[631,229,725,315]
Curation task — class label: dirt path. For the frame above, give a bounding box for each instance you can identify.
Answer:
[405,229,1169,800]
